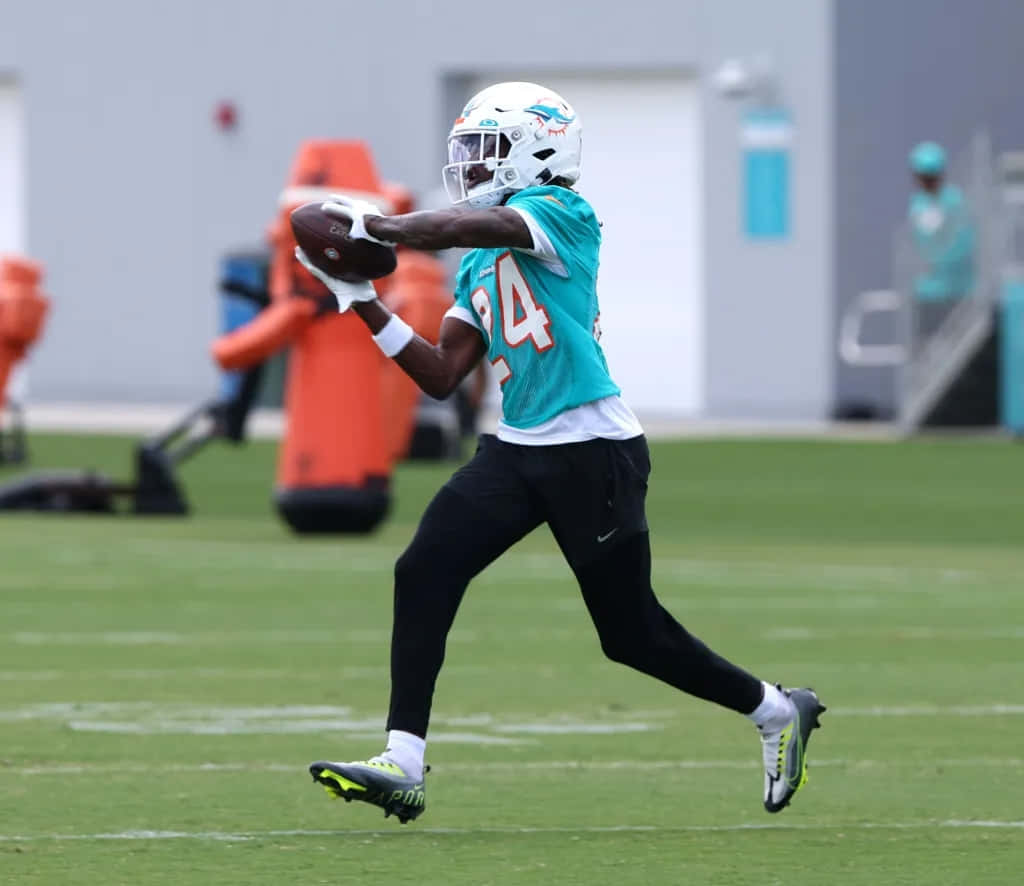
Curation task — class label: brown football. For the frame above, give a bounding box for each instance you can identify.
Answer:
[289,202,397,282]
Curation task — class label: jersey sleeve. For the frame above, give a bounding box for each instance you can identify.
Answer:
[445,255,485,336]
[506,190,599,278]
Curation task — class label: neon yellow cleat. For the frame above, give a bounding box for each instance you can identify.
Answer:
[309,759,427,824]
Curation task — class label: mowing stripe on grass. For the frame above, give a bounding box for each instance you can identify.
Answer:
[764,627,1024,640]
[1,820,1022,842]
[0,664,515,682]
[512,553,981,587]
[0,668,296,681]
[8,629,477,646]
[22,539,988,585]
[0,661,1017,683]
[9,624,1023,647]
[833,704,1024,715]
[6,757,1023,777]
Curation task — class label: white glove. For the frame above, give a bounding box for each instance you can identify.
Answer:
[321,194,392,245]
[294,247,376,314]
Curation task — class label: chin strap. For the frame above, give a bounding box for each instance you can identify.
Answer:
[466,186,511,209]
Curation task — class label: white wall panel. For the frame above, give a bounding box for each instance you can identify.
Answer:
[0,79,24,254]
[470,74,703,416]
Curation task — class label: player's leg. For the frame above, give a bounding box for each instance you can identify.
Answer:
[543,436,825,812]
[573,529,767,711]
[386,485,540,739]
[310,435,542,821]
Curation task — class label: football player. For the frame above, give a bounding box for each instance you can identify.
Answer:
[300,82,825,823]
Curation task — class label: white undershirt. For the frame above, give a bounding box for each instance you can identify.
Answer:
[497,394,642,445]
[443,207,643,446]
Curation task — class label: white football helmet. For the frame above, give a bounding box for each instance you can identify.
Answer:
[442,81,583,208]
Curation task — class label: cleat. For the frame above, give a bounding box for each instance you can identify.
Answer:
[759,687,825,814]
[309,759,427,823]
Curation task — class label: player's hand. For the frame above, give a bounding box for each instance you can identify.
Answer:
[321,195,392,245]
[294,247,376,313]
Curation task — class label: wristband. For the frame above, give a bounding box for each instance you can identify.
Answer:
[373,314,415,357]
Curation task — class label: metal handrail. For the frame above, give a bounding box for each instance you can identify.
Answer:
[838,289,908,367]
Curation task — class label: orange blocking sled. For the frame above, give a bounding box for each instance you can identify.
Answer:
[0,256,50,408]
[212,141,414,533]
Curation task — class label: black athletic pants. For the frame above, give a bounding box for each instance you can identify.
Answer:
[387,434,763,737]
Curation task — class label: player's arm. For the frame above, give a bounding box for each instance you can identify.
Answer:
[351,300,486,400]
[365,208,533,251]
[320,194,532,251]
[293,248,485,400]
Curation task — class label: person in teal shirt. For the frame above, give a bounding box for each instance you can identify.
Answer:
[908,141,976,339]
[296,81,824,824]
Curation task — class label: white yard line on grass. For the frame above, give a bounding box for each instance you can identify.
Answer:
[6,757,1023,777]
[65,722,532,742]
[0,702,660,739]
[0,820,1022,843]
[2,700,1024,737]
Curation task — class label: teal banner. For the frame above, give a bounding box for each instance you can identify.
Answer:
[742,108,792,240]
[1000,280,1024,433]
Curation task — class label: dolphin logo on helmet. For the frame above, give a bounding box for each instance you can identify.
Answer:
[525,104,577,126]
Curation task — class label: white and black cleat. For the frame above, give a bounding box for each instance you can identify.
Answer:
[760,687,826,813]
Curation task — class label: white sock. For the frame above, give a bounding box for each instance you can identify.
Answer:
[378,729,425,780]
[746,682,794,730]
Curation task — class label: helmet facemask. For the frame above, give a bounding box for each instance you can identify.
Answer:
[443,128,530,208]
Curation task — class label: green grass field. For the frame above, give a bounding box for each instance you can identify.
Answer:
[2,432,1023,885]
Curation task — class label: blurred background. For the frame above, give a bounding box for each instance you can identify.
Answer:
[3,4,1024,881]
[3,0,1024,435]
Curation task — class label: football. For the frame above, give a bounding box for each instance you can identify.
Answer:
[289,202,397,282]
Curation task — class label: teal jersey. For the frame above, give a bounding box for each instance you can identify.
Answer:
[452,186,620,428]
[908,184,976,301]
